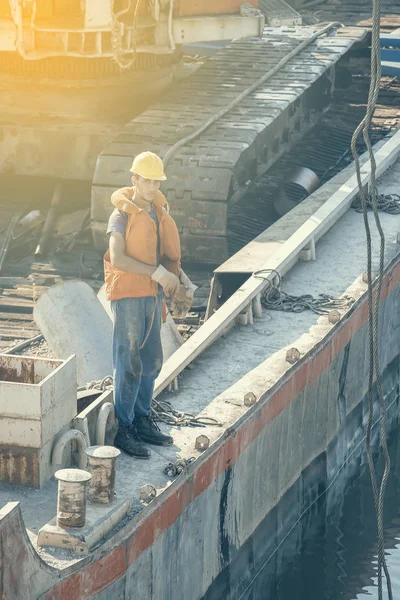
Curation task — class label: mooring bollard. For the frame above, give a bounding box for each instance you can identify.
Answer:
[55,468,92,528]
[85,446,120,504]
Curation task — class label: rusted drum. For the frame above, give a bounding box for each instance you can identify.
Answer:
[85,446,120,504]
[55,468,92,529]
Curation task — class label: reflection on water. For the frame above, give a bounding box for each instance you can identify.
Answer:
[243,430,400,600]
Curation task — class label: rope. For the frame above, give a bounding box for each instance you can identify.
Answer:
[79,378,221,428]
[350,0,393,593]
[254,270,355,315]
[352,191,400,215]
[163,22,343,169]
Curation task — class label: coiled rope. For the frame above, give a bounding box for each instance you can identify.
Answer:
[352,191,400,215]
[350,0,393,594]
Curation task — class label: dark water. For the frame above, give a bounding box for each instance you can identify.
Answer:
[242,431,400,600]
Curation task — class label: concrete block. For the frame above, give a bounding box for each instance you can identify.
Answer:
[0,355,77,487]
[38,496,131,555]
[0,355,76,447]
[0,445,41,488]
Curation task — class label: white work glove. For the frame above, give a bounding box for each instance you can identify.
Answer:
[170,269,197,318]
[151,265,180,297]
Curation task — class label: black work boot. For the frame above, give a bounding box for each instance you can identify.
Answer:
[114,424,151,459]
[134,415,174,447]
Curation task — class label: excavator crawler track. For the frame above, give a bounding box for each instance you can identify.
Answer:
[91,26,366,263]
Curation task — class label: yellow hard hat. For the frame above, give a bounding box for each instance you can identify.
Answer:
[130,151,167,181]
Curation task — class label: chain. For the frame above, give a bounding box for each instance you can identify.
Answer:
[163,457,195,478]
[254,270,355,315]
[79,378,221,428]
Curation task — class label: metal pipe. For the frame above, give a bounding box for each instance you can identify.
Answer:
[4,334,44,355]
[252,294,263,318]
[95,402,116,446]
[35,182,63,256]
[0,213,21,273]
[85,446,120,504]
[52,429,88,470]
[276,167,320,216]
[55,468,91,528]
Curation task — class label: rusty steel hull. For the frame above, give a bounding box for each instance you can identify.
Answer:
[1,254,400,598]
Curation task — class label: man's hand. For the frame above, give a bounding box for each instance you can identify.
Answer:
[151,265,180,297]
[170,269,197,317]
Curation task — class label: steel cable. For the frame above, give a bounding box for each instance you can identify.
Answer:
[350,0,393,595]
[352,191,400,214]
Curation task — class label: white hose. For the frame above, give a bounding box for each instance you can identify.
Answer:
[96,402,116,446]
[52,429,88,470]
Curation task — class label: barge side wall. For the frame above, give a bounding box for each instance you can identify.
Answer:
[1,257,399,600]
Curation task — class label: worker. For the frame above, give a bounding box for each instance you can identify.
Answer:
[104,151,194,458]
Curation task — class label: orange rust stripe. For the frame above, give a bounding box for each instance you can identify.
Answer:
[46,259,400,599]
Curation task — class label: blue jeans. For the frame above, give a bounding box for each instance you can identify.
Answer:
[111,293,163,427]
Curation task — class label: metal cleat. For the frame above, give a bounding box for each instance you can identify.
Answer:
[140,484,157,504]
[286,348,301,364]
[195,435,210,451]
[244,392,257,407]
[328,309,341,324]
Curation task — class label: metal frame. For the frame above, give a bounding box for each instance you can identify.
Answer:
[0,0,264,58]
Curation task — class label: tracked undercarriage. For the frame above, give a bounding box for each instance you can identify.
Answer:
[91,25,367,262]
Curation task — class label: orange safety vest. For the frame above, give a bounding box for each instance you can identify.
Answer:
[104,187,181,304]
